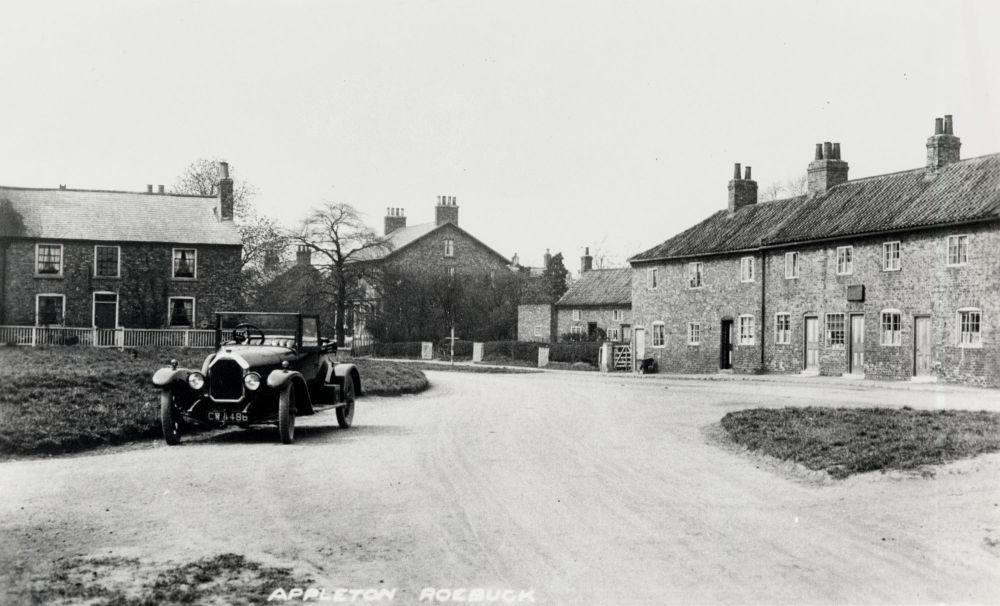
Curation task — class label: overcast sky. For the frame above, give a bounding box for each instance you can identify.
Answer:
[1,1,998,274]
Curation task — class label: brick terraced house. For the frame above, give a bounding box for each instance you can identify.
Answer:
[0,163,242,336]
[629,116,1000,386]
[555,251,632,342]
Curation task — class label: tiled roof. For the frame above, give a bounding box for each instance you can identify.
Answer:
[556,268,632,307]
[0,186,242,246]
[353,221,510,264]
[630,153,1000,263]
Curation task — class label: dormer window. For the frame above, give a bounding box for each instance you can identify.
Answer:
[173,248,197,279]
[36,244,63,276]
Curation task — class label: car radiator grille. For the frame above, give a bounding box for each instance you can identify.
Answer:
[210,360,244,400]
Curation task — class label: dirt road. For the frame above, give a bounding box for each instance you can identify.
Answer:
[2,372,999,604]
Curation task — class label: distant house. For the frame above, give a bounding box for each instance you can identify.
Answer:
[0,162,242,332]
[555,250,633,341]
[352,196,511,336]
[515,249,558,342]
[255,245,335,329]
[629,115,1000,385]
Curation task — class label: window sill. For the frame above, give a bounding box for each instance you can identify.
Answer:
[882,268,901,272]
[784,276,799,280]
[957,343,983,349]
[94,275,121,280]
[946,263,968,268]
[34,274,64,279]
[171,277,198,281]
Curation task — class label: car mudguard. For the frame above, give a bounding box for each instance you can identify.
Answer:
[333,363,362,398]
[152,368,191,387]
[267,370,314,414]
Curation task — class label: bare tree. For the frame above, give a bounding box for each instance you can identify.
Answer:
[287,202,387,346]
[172,159,287,293]
[759,174,808,202]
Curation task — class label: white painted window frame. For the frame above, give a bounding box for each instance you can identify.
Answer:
[35,243,64,277]
[946,235,969,267]
[172,247,198,279]
[882,241,901,271]
[652,321,666,347]
[774,312,791,345]
[572,309,582,321]
[93,245,121,278]
[737,315,755,345]
[688,262,703,289]
[740,256,754,283]
[825,312,846,348]
[35,293,66,326]
[836,246,853,275]
[880,309,902,346]
[444,239,455,257]
[784,251,799,279]
[647,267,657,289]
[687,322,701,345]
[957,307,982,347]
[92,291,120,328]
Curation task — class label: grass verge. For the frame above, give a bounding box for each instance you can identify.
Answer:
[720,406,1000,478]
[391,361,541,374]
[29,553,308,605]
[0,347,427,456]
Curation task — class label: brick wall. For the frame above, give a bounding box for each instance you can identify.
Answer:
[382,224,509,277]
[2,239,242,328]
[630,221,1000,385]
[517,304,554,342]
[555,305,632,341]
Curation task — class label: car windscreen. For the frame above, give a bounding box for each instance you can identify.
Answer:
[218,314,299,343]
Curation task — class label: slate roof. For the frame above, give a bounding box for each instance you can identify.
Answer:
[630,153,1000,263]
[555,268,632,307]
[353,221,510,264]
[0,186,242,246]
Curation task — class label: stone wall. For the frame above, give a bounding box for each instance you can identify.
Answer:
[2,239,242,328]
[631,221,1000,385]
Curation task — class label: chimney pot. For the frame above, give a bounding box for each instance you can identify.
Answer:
[823,142,833,158]
[815,143,823,160]
[935,117,944,135]
[944,114,954,135]
[744,166,752,180]
[158,185,165,194]
[733,163,741,180]
[147,184,153,193]
[219,161,230,180]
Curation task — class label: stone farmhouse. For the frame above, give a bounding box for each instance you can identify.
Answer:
[629,115,1000,386]
[0,163,242,336]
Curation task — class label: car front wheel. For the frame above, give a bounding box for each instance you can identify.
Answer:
[160,388,181,445]
[336,376,355,429]
[278,383,296,444]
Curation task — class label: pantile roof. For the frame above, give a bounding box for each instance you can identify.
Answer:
[0,186,242,246]
[631,153,1000,263]
[556,268,632,307]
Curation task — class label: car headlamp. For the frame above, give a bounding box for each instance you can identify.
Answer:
[243,372,261,391]
[187,372,205,390]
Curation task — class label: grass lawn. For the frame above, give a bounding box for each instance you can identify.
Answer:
[721,406,1000,478]
[0,347,427,457]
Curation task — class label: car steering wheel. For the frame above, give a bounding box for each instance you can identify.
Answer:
[231,323,266,345]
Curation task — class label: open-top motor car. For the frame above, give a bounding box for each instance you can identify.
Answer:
[152,312,360,445]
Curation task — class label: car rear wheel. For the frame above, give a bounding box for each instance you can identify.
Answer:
[278,383,296,444]
[336,376,355,429]
[160,388,181,445]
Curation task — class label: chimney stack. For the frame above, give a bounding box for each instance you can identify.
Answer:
[435,194,459,226]
[807,141,849,195]
[511,252,520,267]
[295,245,311,267]
[927,114,961,169]
[580,247,593,274]
[218,161,234,220]
[158,184,165,194]
[727,162,758,212]
[384,207,407,235]
[543,248,552,270]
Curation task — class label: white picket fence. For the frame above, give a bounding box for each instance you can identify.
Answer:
[0,325,227,349]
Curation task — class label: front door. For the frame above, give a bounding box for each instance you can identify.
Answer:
[93,293,117,329]
[849,314,865,374]
[720,319,733,369]
[587,322,598,338]
[804,317,819,371]
[914,316,932,376]
[634,327,646,368]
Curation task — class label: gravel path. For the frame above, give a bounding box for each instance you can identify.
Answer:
[1,372,998,604]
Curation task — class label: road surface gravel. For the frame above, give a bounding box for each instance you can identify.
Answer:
[1,371,999,604]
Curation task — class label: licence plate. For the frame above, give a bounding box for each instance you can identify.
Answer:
[207,410,248,423]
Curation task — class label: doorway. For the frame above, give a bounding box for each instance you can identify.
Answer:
[93,292,118,347]
[848,314,865,375]
[914,316,932,376]
[804,316,819,371]
[719,319,733,370]
[634,327,646,371]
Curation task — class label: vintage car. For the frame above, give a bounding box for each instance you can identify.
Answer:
[152,312,360,445]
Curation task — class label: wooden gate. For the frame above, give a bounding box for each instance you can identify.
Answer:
[613,343,632,370]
